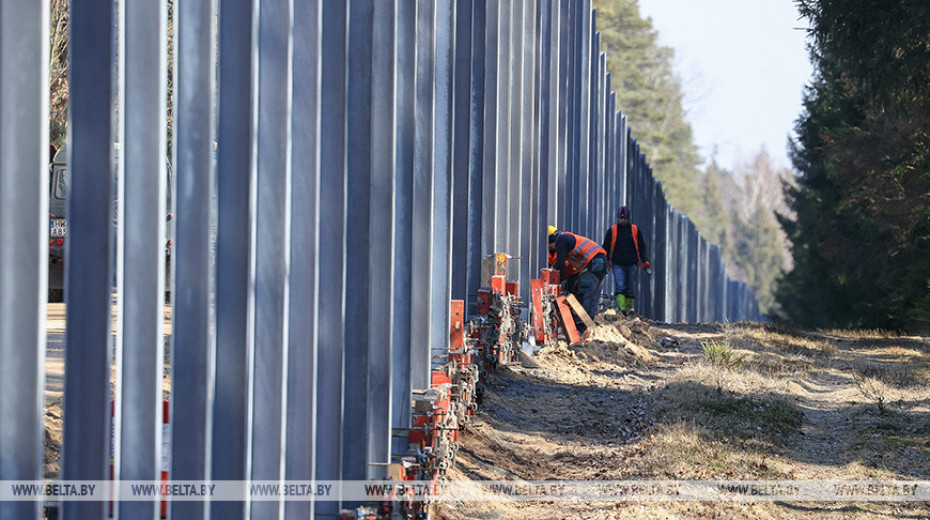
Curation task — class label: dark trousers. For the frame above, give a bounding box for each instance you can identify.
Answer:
[573,255,608,320]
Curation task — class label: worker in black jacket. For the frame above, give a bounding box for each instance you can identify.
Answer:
[602,206,652,315]
[548,226,608,323]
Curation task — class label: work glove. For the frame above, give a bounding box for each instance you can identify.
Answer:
[644,261,653,276]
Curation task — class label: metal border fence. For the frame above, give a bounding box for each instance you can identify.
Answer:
[0,0,759,518]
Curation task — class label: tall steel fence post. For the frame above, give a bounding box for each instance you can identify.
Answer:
[344,0,375,485]
[315,0,349,515]
[115,0,169,516]
[249,0,294,517]
[368,0,398,482]
[0,2,49,519]
[285,0,322,517]
[170,0,218,516]
[62,0,117,517]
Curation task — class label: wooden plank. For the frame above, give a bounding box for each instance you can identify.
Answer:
[555,296,581,343]
[565,293,596,331]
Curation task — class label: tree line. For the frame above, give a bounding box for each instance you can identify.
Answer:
[777,0,930,331]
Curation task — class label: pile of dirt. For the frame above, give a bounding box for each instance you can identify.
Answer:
[536,310,667,368]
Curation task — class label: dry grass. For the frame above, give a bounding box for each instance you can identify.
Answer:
[438,317,930,520]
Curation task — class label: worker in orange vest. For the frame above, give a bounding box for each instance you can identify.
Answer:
[602,206,652,315]
[548,225,608,324]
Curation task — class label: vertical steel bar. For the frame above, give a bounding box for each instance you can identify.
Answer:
[564,0,577,229]
[549,0,573,223]
[61,0,115,517]
[466,0,486,306]
[451,0,474,302]
[481,0,499,258]
[170,0,217,515]
[411,0,435,387]
[285,0,321,516]
[343,0,374,483]
[431,0,454,356]
[316,0,348,515]
[0,2,48,519]
[536,0,553,274]
[368,0,397,480]
[249,0,293,517]
[520,0,538,298]
[391,0,416,457]
[212,0,256,516]
[542,0,557,229]
[507,0,522,259]
[496,0,511,252]
[116,0,168,516]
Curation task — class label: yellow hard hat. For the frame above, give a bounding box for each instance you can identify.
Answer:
[548,225,558,236]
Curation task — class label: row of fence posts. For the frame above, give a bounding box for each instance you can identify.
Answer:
[0,0,759,518]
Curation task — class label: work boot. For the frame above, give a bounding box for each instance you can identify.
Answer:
[622,293,634,315]
[615,293,625,311]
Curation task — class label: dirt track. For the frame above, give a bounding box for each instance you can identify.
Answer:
[434,313,930,520]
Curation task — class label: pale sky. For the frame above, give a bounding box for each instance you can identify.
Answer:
[636,0,814,171]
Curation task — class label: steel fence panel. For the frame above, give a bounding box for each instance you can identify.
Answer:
[452,0,474,302]
[0,3,49,519]
[482,0,500,255]
[390,0,417,458]
[249,1,294,517]
[411,0,435,387]
[431,0,455,369]
[61,0,118,517]
[285,1,322,517]
[343,0,375,486]
[170,0,218,516]
[115,0,169,517]
[368,0,398,482]
[466,0,487,306]
[503,0,517,256]
[315,1,349,516]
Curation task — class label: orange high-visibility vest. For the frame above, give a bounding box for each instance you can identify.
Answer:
[608,224,642,267]
[563,232,606,277]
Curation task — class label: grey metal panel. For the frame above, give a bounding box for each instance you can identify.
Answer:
[170,0,217,516]
[537,0,554,271]
[508,0,523,260]
[585,28,599,240]
[687,219,698,323]
[555,0,570,223]
[564,0,577,230]
[0,3,48,519]
[62,0,116,517]
[593,49,606,242]
[286,0,321,516]
[540,0,557,229]
[452,0,474,302]
[411,0,435,387]
[578,0,590,237]
[466,0,486,306]
[496,0,511,252]
[368,0,397,481]
[344,0,374,483]
[431,0,454,364]
[212,0,256,517]
[481,0,499,256]
[316,1,348,516]
[117,0,169,517]
[519,0,538,296]
[250,0,293,517]
[391,0,416,457]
